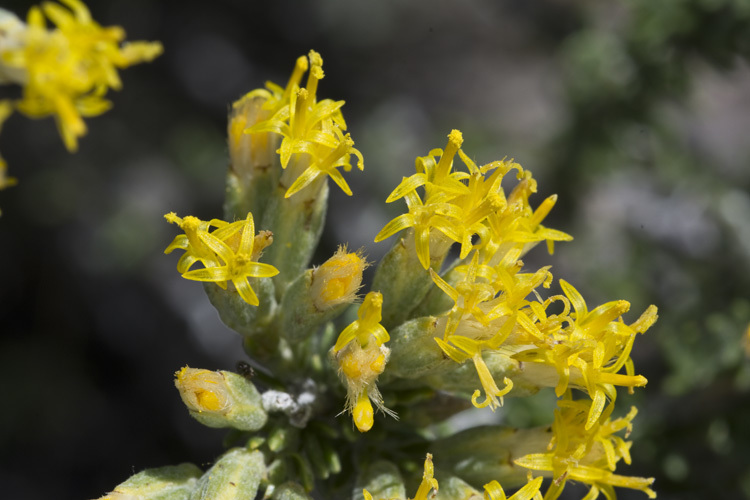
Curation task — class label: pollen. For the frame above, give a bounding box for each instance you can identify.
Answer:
[196,389,223,412]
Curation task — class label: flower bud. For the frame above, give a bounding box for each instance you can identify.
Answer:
[174,367,268,431]
[372,230,447,329]
[259,181,329,294]
[271,482,313,500]
[203,278,279,360]
[385,316,447,380]
[94,463,202,500]
[191,448,265,500]
[225,93,281,222]
[310,247,365,310]
[279,247,365,342]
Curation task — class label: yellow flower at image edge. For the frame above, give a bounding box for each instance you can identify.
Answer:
[0,100,17,193]
[165,212,278,306]
[514,396,656,499]
[364,454,437,500]
[0,0,163,151]
[483,476,543,500]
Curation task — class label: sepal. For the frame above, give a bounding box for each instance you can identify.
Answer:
[372,231,448,329]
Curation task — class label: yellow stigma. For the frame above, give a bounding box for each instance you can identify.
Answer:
[308,50,323,68]
[435,129,464,177]
[288,56,309,95]
[353,390,374,432]
[447,129,464,148]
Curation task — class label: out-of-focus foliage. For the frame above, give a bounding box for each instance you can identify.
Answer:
[544,1,750,498]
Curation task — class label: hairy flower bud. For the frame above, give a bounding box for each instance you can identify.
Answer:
[311,247,366,310]
[191,448,265,500]
[94,463,202,500]
[279,247,366,342]
[174,367,267,431]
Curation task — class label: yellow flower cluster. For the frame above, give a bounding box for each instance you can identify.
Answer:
[513,283,657,429]
[332,291,395,432]
[377,130,657,498]
[515,393,656,499]
[0,0,162,152]
[164,212,278,306]
[376,130,571,410]
[0,100,16,193]
[241,50,364,199]
[375,130,569,270]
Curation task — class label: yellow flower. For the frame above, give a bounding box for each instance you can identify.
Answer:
[0,99,17,193]
[333,291,396,432]
[284,126,364,198]
[164,212,229,273]
[411,454,439,500]
[429,252,495,336]
[245,50,363,198]
[514,395,656,500]
[243,55,309,115]
[164,212,278,306]
[375,131,474,269]
[434,334,513,411]
[513,280,657,429]
[374,188,463,270]
[334,291,390,351]
[483,476,543,500]
[363,454,438,500]
[376,130,571,271]
[384,129,470,203]
[0,0,162,151]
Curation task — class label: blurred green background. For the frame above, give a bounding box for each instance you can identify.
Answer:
[1,0,750,499]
